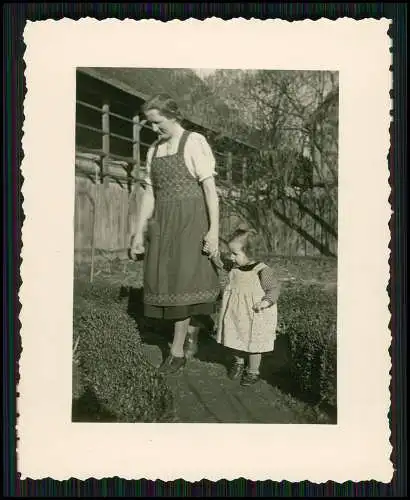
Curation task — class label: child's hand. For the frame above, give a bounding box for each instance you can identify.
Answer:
[210,251,224,269]
[253,300,271,313]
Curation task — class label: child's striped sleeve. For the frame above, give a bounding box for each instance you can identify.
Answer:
[258,266,281,306]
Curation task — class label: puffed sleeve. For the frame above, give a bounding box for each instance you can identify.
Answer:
[186,132,217,182]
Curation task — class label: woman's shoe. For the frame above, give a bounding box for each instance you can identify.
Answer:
[240,371,260,386]
[158,354,186,374]
[228,361,245,380]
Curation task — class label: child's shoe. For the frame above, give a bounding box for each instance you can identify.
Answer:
[240,371,260,386]
[228,361,245,380]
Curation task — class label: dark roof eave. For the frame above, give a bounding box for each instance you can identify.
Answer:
[78,67,151,102]
[77,67,259,152]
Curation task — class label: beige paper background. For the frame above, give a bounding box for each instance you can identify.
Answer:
[19,18,393,481]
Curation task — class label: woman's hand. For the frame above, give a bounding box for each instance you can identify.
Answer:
[203,230,219,259]
[129,234,145,261]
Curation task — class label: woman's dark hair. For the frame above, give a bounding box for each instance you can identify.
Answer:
[141,93,184,122]
[228,226,258,258]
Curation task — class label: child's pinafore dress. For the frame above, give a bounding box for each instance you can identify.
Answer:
[143,130,220,320]
[216,262,278,353]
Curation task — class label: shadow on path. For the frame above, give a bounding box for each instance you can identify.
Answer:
[121,286,172,362]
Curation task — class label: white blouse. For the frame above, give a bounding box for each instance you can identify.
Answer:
[143,130,217,185]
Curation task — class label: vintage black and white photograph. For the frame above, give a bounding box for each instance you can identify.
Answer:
[72,66,338,425]
[19,17,392,481]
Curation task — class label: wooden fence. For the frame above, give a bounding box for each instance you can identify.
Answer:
[74,99,337,263]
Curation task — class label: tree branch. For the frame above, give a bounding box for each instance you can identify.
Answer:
[283,193,338,238]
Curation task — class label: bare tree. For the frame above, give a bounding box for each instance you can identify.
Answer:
[204,69,338,257]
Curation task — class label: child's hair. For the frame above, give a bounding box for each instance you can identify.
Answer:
[228,225,258,258]
[141,93,184,122]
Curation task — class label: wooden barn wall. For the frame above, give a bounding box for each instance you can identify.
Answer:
[219,202,337,258]
[75,156,337,262]
[74,155,134,262]
[74,179,130,261]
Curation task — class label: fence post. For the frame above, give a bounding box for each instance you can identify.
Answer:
[132,114,141,182]
[102,103,110,186]
[242,157,247,187]
[226,152,233,183]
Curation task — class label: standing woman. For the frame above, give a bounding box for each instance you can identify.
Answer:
[130,94,220,374]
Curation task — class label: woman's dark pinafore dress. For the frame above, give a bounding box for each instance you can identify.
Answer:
[143,130,220,320]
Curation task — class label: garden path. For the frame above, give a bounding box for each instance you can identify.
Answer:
[140,331,320,424]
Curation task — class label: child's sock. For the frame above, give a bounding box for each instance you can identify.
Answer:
[248,353,262,375]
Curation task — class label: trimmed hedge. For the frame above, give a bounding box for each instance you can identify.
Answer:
[278,284,337,408]
[73,281,126,305]
[73,286,175,423]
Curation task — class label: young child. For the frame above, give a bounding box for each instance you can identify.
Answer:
[212,228,280,386]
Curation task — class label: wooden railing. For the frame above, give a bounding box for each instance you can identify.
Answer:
[75,100,246,186]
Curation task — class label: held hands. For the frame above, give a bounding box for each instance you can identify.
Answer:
[253,300,271,313]
[203,230,219,259]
